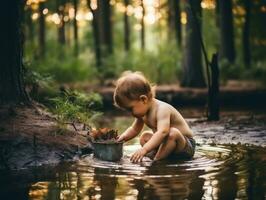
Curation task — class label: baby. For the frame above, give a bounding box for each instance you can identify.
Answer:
[114,71,195,163]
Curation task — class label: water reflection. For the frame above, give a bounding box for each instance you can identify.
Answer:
[0,144,264,200]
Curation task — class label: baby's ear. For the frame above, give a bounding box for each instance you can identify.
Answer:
[139,95,148,103]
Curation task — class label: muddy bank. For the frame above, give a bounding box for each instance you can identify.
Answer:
[0,105,92,170]
[189,115,266,147]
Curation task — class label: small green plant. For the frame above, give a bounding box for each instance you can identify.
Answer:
[50,90,103,132]
[24,61,57,101]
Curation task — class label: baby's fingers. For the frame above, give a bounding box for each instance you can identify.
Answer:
[116,136,124,142]
[130,153,138,163]
[131,154,143,163]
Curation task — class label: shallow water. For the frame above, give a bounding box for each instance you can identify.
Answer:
[0,143,265,200]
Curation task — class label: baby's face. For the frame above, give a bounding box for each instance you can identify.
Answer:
[122,97,149,118]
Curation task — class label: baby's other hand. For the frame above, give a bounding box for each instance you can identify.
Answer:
[130,148,147,163]
[116,135,125,142]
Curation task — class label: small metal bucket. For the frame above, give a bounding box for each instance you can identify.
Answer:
[93,141,123,161]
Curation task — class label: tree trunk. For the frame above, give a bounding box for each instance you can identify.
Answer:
[181,0,206,88]
[208,53,220,121]
[0,0,29,104]
[87,0,102,67]
[173,0,181,46]
[215,0,219,27]
[73,0,79,56]
[26,6,34,43]
[124,0,130,51]
[168,0,181,46]
[167,0,174,39]
[243,0,251,68]
[38,2,46,57]
[140,0,145,50]
[218,0,235,63]
[98,0,113,55]
[57,0,66,45]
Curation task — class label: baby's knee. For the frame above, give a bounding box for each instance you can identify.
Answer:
[140,131,153,146]
[169,128,186,142]
[169,128,186,150]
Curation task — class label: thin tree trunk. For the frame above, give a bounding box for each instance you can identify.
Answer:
[243,0,251,68]
[27,7,34,43]
[38,2,45,57]
[168,0,181,46]
[98,0,113,55]
[87,0,102,67]
[181,0,205,88]
[218,0,235,63]
[215,0,219,27]
[66,20,71,46]
[167,0,174,39]
[140,0,145,50]
[105,0,113,54]
[124,0,130,51]
[173,0,181,46]
[57,0,66,45]
[208,53,219,121]
[0,0,29,104]
[73,0,79,56]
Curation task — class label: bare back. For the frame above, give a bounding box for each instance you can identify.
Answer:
[142,99,193,138]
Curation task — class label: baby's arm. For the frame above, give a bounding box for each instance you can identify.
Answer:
[131,107,170,163]
[142,107,170,152]
[117,118,144,142]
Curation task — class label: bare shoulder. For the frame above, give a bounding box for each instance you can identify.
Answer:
[156,99,176,113]
[154,99,193,137]
[156,99,187,123]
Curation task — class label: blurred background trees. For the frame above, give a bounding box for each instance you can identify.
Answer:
[20,0,266,86]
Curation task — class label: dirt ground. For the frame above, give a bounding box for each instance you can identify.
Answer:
[0,104,91,170]
[189,115,266,147]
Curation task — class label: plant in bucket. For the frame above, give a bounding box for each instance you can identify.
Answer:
[88,128,123,161]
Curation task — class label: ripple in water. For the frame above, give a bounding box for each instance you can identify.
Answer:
[77,144,232,177]
[0,144,265,200]
[48,144,264,200]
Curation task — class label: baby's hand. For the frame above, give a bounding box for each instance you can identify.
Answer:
[116,135,125,142]
[130,148,148,163]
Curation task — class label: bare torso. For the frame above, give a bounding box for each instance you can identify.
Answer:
[142,99,193,138]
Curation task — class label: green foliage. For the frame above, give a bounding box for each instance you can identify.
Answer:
[49,90,103,130]
[97,42,181,84]
[23,1,266,86]
[242,61,266,84]
[219,58,266,84]
[24,60,104,132]
[24,61,54,87]
[219,59,241,82]
[24,39,98,84]
[23,61,58,103]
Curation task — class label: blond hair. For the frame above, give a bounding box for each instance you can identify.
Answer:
[113,71,155,108]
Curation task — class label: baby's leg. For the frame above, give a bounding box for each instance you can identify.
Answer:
[154,127,186,161]
[139,131,153,146]
[139,131,158,159]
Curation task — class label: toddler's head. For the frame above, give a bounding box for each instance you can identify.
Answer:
[113,71,155,109]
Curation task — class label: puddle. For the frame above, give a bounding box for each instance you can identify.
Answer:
[0,144,265,199]
[0,112,265,199]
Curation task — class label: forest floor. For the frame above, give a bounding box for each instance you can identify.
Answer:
[0,104,91,170]
[189,114,266,147]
